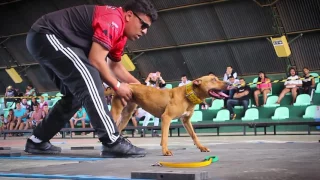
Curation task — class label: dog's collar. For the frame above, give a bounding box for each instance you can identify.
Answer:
[185,83,203,104]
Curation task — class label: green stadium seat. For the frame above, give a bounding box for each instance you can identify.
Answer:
[310,73,319,84]
[264,95,280,107]
[302,105,317,119]
[213,109,230,122]
[315,83,320,93]
[191,111,203,122]
[194,104,200,110]
[293,94,311,106]
[209,99,224,110]
[241,108,259,121]
[250,77,258,88]
[4,109,9,118]
[41,93,49,100]
[107,105,111,111]
[165,84,173,89]
[271,107,289,120]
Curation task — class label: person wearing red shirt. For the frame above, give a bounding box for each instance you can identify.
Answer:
[25,0,158,157]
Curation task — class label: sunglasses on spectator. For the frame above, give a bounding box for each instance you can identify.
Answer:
[132,11,150,30]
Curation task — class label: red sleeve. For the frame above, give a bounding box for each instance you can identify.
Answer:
[92,13,122,51]
[107,37,127,62]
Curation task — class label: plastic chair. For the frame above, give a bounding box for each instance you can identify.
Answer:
[213,109,230,122]
[310,73,319,84]
[209,99,224,110]
[293,94,311,106]
[315,83,320,93]
[302,105,317,119]
[190,111,203,122]
[194,104,200,110]
[241,108,259,121]
[271,107,289,120]
[250,77,258,88]
[165,84,173,89]
[264,95,280,107]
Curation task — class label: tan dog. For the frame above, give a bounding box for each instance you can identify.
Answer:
[110,75,227,156]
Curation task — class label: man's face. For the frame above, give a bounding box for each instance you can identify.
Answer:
[226,67,232,73]
[34,105,39,111]
[22,99,27,104]
[181,76,187,83]
[240,79,245,86]
[124,11,152,41]
[43,106,48,111]
[303,68,309,75]
[0,116,3,120]
[229,77,235,83]
[16,103,21,110]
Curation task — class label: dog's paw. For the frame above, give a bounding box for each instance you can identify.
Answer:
[198,146,210,152]
[162,149,173,156]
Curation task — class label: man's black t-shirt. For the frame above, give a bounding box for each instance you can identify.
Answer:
[235,85,251,101]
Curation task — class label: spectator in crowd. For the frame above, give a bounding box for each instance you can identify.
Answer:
[25,104,45,130]
[145,71,166,89]
[227,78,251,120]
[0,114,8,134]
[20,98,30,110]
[132,107,159,137]
[276,67,302,104]
[39,96,48,109]
[29,97,39,112]
[4,86,18,108]
[69,107,87,136]
[254,71,272,107]
[7,109,15,136]
[222,76,240,107]
[223,66,237,82]
[42,104,50,117]
[178,74,191,87]
[25,85,36,96]
[299,67,315,99]
[13,103,28,132]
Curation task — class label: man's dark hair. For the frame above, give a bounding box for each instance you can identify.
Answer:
[208,72,214,75]
[228,76,234,79]
[123,0,158,22]
[0,114,3,117]
[181,74,187,78]
[239,78,245,81]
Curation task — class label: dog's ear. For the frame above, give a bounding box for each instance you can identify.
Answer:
[193,79,202,86]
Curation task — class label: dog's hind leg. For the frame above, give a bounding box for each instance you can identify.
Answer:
[181,115,210,152]
[117,102,137,132]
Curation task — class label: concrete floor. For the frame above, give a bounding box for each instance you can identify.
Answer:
[0,134,319,180]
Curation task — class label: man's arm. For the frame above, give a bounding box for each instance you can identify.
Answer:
[89,42,120,89]
[107,59,140,84]
[233,90,249,99]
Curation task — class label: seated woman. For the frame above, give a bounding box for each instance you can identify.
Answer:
[69,107,87,136]
[276,68,302,104]
[299,67,315,98]
[254,71,272,107]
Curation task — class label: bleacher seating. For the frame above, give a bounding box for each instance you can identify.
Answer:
[264,95,280,107]
[293,94,311,106]
[241,108,259,121]
[209,99,224,110]
[302,105,317,119]
[271,107,289,120]
[213,109,229,122]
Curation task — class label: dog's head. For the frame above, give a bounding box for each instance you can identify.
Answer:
[192,75,227,99]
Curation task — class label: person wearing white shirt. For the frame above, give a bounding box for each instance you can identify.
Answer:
[223,66,237,82]
[276,68,302,104]
[178,75,191,87]
[133,107,159,137]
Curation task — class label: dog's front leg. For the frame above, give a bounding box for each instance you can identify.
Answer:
[182,117,210,152]
[160,114,173,156]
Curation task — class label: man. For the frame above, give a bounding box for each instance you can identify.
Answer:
[227,78,251,120]
[25,0,158,157]
[178,75,191,87]
[223,66,238,82]
[145,71,166,89]
[4,86,18,108]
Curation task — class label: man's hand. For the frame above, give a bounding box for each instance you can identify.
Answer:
[115,83,132,106]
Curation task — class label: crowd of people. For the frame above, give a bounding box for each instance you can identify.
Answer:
[0,66,317,136]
